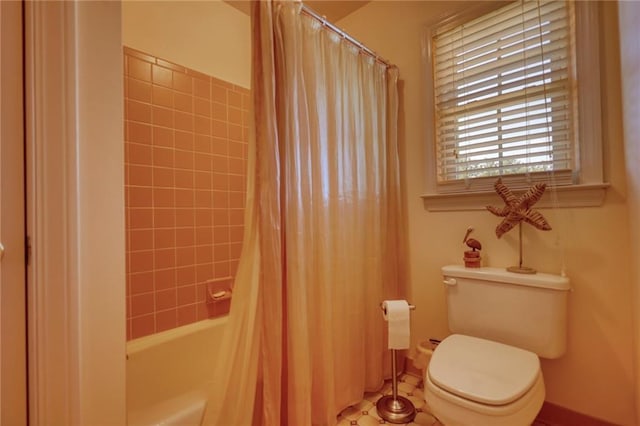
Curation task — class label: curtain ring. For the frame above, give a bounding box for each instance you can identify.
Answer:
[321,15,327,26]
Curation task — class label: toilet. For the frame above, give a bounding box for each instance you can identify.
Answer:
[424,265,570,426]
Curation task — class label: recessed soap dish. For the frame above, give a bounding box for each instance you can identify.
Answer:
[209,289,232,302]
[206,276,234,303]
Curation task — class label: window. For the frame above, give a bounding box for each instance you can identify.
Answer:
[423,1,606,208]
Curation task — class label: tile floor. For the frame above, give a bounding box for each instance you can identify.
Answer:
[336,371,550,426]
[336,373,442,426]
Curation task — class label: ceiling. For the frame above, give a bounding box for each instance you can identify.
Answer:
[223,1,370,23]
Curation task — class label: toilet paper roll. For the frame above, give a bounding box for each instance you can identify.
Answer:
[382,300,410,350]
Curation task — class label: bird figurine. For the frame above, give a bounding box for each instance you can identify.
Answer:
[463,227,482,252]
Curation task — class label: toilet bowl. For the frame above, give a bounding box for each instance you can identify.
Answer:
[424,334,545,426]
[423,266,570,425]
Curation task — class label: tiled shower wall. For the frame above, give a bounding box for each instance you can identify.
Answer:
[124,47,249,340]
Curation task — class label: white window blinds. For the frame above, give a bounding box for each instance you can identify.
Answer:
[432,0,577,192]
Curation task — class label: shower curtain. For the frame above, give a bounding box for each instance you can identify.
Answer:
[256,2,403,425]
[202,1,403,425]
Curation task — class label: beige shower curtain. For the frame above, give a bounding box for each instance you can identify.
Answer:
[202,1,403,424]
[255,1,403,425]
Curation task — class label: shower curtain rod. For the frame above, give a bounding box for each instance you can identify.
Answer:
[299,3,396,69]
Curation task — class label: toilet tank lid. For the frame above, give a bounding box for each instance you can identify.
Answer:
[428,334,541,406]
[442,265,570,291]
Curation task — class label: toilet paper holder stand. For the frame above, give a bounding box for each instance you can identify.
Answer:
[377,301,417,424]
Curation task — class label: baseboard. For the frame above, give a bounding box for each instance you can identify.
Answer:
[535,402,619,426]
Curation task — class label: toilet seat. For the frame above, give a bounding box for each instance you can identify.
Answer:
[428,334,540,406]
[424,366,545,421]
[424,334,545,425]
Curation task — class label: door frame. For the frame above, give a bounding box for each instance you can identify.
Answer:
[0,1,27,423]
[24,1,126,424]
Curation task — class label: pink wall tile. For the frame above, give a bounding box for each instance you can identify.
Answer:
[156,309,177,332]
[175,209,195,227]
[131,314,154,339]
[128,78,152,103]
[177,285,196,306]
[177,305,197,326]
[175,111,194,132]
[195,98,211,117]
[130,272,154,295]
[131,293,155,317]
[173,72,193,94]
[124,46,248,340]
[155,273,177,293]
[152,65,173,88]
[175,92,193,113]
[153,127,174,148]
[128,100,152,123]
[177,265,196,286]
[175,131,194,151]
[128,57,152,82]
[153,85,173,108]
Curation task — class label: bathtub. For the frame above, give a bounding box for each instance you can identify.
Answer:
[126,316,228,425]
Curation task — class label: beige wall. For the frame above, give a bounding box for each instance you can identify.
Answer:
[122,0,251,88]
[618,1,640,425]
[339,2,635,424]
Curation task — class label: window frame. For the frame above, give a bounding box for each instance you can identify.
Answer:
[421,0,608,211]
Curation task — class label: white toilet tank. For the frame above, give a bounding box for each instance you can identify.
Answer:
[442,265,570,359]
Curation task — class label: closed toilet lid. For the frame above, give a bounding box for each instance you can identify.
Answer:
[428,334,540,406]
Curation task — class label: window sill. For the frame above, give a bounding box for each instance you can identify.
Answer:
[421,183,610,212]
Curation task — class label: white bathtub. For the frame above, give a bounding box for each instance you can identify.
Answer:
[126,316,228,426]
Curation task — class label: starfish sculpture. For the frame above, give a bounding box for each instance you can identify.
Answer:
[486,178,551,238]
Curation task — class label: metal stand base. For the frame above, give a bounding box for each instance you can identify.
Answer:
[376,394,416,424]
[507,265,537,274]
[377,349,416,424]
